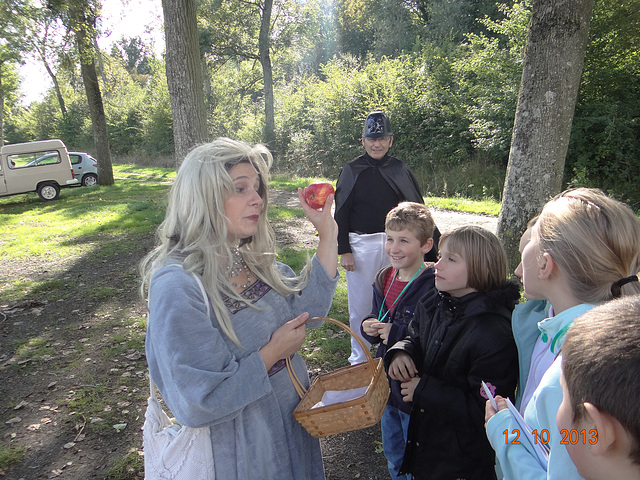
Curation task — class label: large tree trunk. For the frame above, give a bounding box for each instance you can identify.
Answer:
[162,0,208,167]
[80,58,114,186]
[497,0,595,270]
[259,0,276,153]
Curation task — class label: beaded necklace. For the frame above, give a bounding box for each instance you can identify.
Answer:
[228,248,253,289]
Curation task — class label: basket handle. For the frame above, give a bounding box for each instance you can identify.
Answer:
[285,316,376,399]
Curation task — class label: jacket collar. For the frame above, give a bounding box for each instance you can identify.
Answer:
[362,152,390,167]
[538,303,597,354]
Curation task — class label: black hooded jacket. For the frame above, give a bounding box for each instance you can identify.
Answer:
[384,282,520,480]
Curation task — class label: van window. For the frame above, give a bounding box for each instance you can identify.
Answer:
[9,150,62,169]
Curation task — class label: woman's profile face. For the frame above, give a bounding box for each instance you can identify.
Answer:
[224,162,263,242]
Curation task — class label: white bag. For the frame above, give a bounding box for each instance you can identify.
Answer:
[143,267,215,479]
[143,379,214,479]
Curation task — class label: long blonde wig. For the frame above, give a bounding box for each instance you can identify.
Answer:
[535,187,640,303]
[140,138,311,346]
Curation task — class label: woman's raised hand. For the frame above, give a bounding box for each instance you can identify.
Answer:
[298,188,338,276]
[298,187,337,239]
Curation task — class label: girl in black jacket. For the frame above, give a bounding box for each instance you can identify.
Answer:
[385,225,519,480]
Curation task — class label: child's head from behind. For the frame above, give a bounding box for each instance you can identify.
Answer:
[532,188,640,303]
[436,225,507,296]
[558,295,640,479]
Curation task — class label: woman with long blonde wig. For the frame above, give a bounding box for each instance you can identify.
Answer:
[140,137,338,478]
[486,187,640,480]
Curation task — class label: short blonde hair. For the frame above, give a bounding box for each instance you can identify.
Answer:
[439,225,508,292]
[535,188,640,303]
[385,202,435,245]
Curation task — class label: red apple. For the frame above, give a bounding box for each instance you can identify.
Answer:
[304,181,335,209]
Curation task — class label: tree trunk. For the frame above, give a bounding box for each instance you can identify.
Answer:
[42,60,67,117]
[259,0,276,153]
[162,0,208,167]
[497,0,595,271]
[80,58,114,186]
[0,73,4,147]
[72,8,115,187]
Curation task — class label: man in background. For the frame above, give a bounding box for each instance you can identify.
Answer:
[334,111,440,365]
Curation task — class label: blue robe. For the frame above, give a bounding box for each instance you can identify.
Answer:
[146,255,339,479]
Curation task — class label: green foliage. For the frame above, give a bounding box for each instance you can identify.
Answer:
[414,0,513,43]
[335,0,426,59]
[6,51,173,156]
[205,60,264,141]
[4,0,638,207]
[453,2,530,163]
[110,36,155,75]
[0,47,21,104]
[564,0,640,209]
[273,50,496,198]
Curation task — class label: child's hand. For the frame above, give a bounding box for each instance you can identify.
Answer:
[388,352,418,382]
[377,323,392,344]
[484,395,509,426]
[400,377,420,402]
[362,318,382,337]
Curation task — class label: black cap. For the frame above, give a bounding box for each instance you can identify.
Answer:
[362,111,393,139]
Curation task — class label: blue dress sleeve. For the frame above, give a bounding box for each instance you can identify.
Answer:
[146,265,274,428]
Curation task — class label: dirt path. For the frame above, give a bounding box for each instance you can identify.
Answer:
[270,188,498,249]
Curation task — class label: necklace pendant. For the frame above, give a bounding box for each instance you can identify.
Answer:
[228,247,253,289]
[227,247,245,277]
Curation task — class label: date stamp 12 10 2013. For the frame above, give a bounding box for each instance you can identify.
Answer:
[503,428,598,446]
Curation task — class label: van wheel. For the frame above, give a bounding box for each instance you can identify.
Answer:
[82,173,98,187]
[37,183,60,201]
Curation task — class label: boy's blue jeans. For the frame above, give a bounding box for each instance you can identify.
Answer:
[381,404,412,480]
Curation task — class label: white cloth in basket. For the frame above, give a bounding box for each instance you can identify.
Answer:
[311,386,368,409]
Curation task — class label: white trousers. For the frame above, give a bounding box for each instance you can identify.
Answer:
[346,232,390,365]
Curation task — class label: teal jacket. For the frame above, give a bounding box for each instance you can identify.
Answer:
[486,303,596,480]
[512,300,551,410]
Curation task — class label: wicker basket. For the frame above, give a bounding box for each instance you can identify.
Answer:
[286,317,390,438]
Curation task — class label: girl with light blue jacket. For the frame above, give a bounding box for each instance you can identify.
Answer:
[485,188,640,480]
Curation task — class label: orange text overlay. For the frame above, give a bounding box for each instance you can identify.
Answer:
[503,428,598,445]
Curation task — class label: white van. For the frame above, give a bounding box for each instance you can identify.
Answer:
[0,139,79,201]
